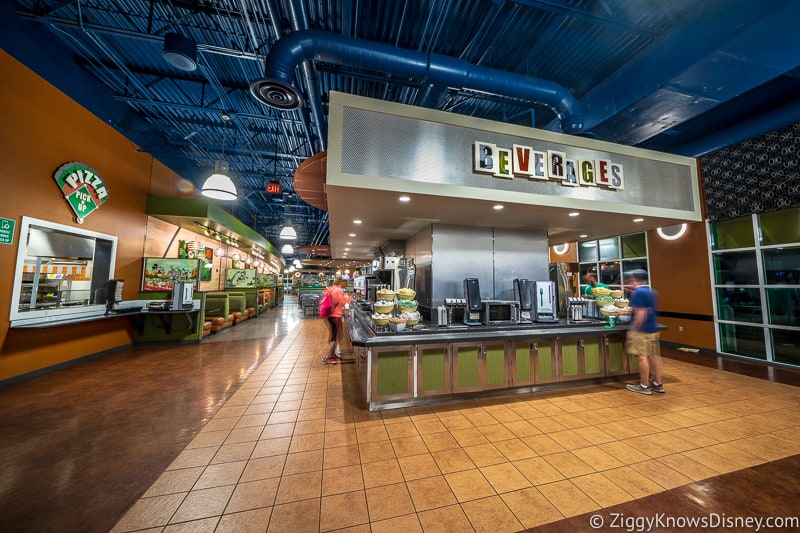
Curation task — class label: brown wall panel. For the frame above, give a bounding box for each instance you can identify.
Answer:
[657,316,716,350]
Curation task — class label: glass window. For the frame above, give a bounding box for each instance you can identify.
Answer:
[710,215,755,250]
[621,233,647,258]
[713,251,759,285]
[716,287,763,324]
[598,237,619,261]
[766,288,800,326]
[760,207,800,245]
[599,261,621,286]
[773,329,800,366]
[621,260,648,281]
[762,246,800,285]
[718,323,767,360]
[578,241,597,262]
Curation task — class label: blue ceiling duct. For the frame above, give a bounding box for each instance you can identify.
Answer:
[250,29,584,134]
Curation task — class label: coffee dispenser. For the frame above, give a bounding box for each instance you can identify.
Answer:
[533,280,558,322]
[463,278,482,325]
[513,278,533,324]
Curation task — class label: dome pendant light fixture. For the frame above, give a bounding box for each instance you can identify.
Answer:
[279,220,297,241]
[202,114,237,200]
[163,32,197,72]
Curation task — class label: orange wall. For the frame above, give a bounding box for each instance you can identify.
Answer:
[647,222,716,349]
[0,51,196,382]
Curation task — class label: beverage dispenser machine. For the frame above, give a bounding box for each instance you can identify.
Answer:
[513,278,533,324]
[463,278,482,326]
[533,280,558,322]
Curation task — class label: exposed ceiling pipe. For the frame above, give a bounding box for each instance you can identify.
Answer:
[250,29,584,134]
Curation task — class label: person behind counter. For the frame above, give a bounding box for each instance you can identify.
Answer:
[321,275,352,365]
[582,273,608,297]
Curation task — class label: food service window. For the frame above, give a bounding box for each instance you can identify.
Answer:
[10,217,118,323]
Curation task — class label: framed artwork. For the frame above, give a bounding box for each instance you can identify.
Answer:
[142,258,200,291]
[226,268,256,288]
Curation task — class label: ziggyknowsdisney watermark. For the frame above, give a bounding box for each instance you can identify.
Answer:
[589,512,800,531]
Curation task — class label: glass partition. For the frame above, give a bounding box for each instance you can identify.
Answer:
[10,217,117,323]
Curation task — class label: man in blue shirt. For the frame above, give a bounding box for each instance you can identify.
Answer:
[624,270,664,395]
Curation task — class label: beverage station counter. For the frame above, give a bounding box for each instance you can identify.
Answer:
[343,302,640,411]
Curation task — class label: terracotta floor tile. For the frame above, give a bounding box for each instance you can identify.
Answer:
[194,460,247,490]
[445,469,496,502]
[549,413,591,430]
[596,440,651,464]
[267,410,299,425]
[225,478,280,513]
[572,426,616,445]
[493,438,537,461]
[571,472,634,507]
[223,426,264,445]
[476,423,516,442]
[547,429,594,450]
[528,417,568,433]
[571,445,625,471]
[289,432,325,453]
[143,467,204,498]
[536,479,600,518]
[602,466,668,499]
[113,493,187,531]
[450,427,490,447]
[438,414,475,431]
[240,455,286,483]
[167,447,218,471]
[216,507,271,533]
[320,490,369,531]
[503,420,542,438]
[283,449,324,475]
[515,456,566,485]
[417,504,474,533]
[462,442,508,467]
[520,434,567,455]
[397,453,441,481]
[365,482,416,521]
[421,431,460,452]
[251,437,292,458]
[681,447,746,474]
[542,451,596,477]
[627,458,693,490]
[274,470,322,505]
[391,435,430,457]
[170,485,235,523]
[500,487,564,529]
[370,513,423,533]
[322,464,364,495]
[323,445,362,469]
[480,463,531,493]
[268,499,320,533]
[460,495,524,533]
[385,421,420,439]
[406,475,458,511]
[657,452,722,481]
[186,430,230,450]
[163,516,219,531]
[413,418,447,435]
[486,408,523,424]
[356,425,390,444]
[260,422,296,440]
[358,440,397,464]
[361,458,404,488]
[431,448,477,474]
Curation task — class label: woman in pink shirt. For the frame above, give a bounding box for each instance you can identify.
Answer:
[322,276,352,364]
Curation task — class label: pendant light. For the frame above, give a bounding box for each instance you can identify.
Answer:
[281,243,294,255]
[202,114,237,200]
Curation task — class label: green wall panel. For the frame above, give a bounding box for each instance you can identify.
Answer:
[422,348,446,392]
[608,337,625,372]
[485,344,506,386]
[457,346,479,388]
[561,340,579,377]
[376,350,409,396]
[585,340,601,374]
[537,343,553,380]
[515,344,531,382]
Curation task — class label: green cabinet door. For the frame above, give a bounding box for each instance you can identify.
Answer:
[534,340,557,383]
[606,335,627,374]
[583,338,603,377]
[418,344,450,396]
[484,342,508,389]
[560,339,580,380]
[512,342,534,386]
[453,343,481,391]
[374,349,412,400]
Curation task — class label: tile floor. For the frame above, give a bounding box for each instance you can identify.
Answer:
[111,316,800,532]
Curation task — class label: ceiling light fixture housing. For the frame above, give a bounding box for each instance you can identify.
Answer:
[163,32,197,72]
[202,160,237,200]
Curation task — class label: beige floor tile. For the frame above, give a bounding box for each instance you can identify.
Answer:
[143,467,205,498]
[223,426,264,446]
[487,408,524,424]
[194,461,247,490]
[325,417,356,432]
[726,436,786,461]
[283,449,323,475]
[480,463,531,493]
[493,438,537,461]
[421,431,461,452]
[623,434,682,459]
[595,420,650,440]
[260,421,295,440]
[365,482,416,521]
[445,469,496,502]
[186,430,230,450]
[370,513,423,533]
[167,447,218,471]
[431,448,477,474]
[520,434,567,455]
[397,453,441,481]
[500,487,564,528]
[438,413,475,430]
[413,418,447,434]
[225,478,280,513]
[294,419,325,436]
[460,495,523,533]
[114,493,187,531]
[216,508,271,533]
[385,421,420,439]
[504,420,542,438]
[170,485,235,523]
[542,451,596,477]
[320,490,369,531]
[406,475,458,511]
[476,423,516,442]
[163,516,219,531]
[450,427,490,447]
[667,427,720,448]
[528,417,568,433]
[274,470,322,505]
[547,429,594,450]
[358,440,397,464]
[323,444,362,469]
[240,455,286,483]
[514,456,566,485]
[392,435,430,457]
[289,432,325,453]
[595,440,650,464]
[536,479,600,518]
[706,442,766,469]
[602,466,668,499]
[571,446,625,471]
[571,472,634,507]
[462,410,500,427]
[417,504,474,533]
[251,437,291,458]
[356,425,390,444]
[210,441,256,465]
[267,410,299,425]
[549,413,591,430]
[322,464,364,495]
[628,459,693,490]
[462,442,508,467]
[361,458,404,488]
[268,499,320,533]
[658,452,722,481]
[681,447,746,474]
[572,426,616,445]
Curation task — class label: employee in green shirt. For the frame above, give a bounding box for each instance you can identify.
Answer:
[583,273,608,296]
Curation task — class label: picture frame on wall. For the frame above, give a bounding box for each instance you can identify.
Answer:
[226,268,256,288]
[142,258,200,291]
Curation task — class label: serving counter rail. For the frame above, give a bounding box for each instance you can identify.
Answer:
[344,303,640,411]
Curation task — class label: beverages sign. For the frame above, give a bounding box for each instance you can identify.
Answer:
[53,162,109,223]
[474,141,624,190]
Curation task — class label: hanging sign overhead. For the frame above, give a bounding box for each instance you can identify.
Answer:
[266,181,282,194]
[53,162,109,223]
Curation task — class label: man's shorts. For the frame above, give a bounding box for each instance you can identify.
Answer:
[626,330,660,357]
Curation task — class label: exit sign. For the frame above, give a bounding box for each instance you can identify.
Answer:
[266,182,282,194]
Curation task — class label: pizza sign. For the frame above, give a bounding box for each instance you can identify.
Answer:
[53,162,109,223]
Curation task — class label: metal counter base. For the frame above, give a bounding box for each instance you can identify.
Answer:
[345,312,639,411]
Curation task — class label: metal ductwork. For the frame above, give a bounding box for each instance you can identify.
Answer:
[250,29,584,134]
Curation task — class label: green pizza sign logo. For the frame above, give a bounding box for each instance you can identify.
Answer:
[53,162,109,224]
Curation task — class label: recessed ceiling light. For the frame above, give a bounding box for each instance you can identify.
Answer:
[568,212,580,217]
[346,242,352,245]
[353,219,362,224]
[633,218,644,222]
[348,233,356,237]
[399,195,410,202]
[345,248,350,251]
[493,204,504,210]
[579,234,588,238]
